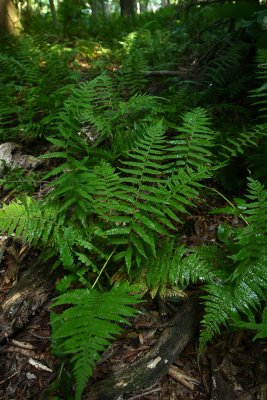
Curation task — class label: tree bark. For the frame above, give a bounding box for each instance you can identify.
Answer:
[0,0,23,36]
[84,294,201,400]
[161,0,169,6]
[0,260,56,342]
[120,0,135,17]
[49,0,58,27]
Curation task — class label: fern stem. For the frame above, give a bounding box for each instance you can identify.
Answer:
[210,187,249,225]
[92,248,115,289]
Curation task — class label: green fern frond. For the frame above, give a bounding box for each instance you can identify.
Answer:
[0,197,95,270]
[0,197,57,246]
[203,42,247,87]
[120,31,148,96]
[198,178,267,350]
[234,304,267,340]
[145,240,185,292]
[230,178,267,279]
[217,129,259,163]
[169,108,215,169]
[250,49,267,120]
[64,73,119,140]
[200,255,267,351]
[51,283,141,400]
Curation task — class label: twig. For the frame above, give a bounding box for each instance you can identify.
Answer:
[168,365,196,391]
[126,387,161,400]
[0,370,20,385]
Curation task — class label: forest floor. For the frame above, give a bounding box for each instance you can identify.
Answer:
[0,182,267,399]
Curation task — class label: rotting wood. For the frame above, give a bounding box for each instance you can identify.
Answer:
[84,294,202,400]
[0,260,56,341]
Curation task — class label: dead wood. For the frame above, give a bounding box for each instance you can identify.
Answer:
[0,260,56,341]
[84,294,202,400]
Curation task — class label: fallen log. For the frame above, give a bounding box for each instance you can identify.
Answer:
[85,294,202,400]
[0,260,56,341]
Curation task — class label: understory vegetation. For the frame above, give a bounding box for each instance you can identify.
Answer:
[1,1,267,398]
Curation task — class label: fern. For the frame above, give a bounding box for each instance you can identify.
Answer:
[250,49,267,121]
[63,73,119,141]
[107,122,208,268]
[201,256,267,351]
[0,197,98,271]
[169,108,215,169]
[203,42,247,88]
[195,178,267,351]
[0,197,58,246]
[234,304,267,340]
[51,283,141,400]
[217,128,259,163]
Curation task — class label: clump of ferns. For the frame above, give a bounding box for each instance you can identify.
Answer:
[0,78,217,398]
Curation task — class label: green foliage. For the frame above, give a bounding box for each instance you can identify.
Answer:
[234,304,267,340]
[51,283,141,400]
[169,108,215,169]
[120,31,149,95]
[0,167,37,195]
[251,49,267,121]
[2,6,267,398]
[0,72,214,397]
[0,35,79,140]
[191,178,267,351]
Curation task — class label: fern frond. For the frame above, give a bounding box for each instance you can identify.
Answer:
[230,178,267,278]
[120,31,148,96]
[0,197,57,246]
[51,283,141,400]
[198,178,267,350]
[217,129,259,163]
[250,49,267,120]
[203,42,246,88]
[62,73,119,141]
[234,304,267,340]
[200,255,267,351]
[0,197,94,270]
[169,108,215,169]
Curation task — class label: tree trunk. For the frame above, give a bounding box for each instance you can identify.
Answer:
[161,0,169,7]
[90,0,98,18]
[49,0,58,27]
[100,0,107,21]
[0,0,23,36]
[120,0,135,17]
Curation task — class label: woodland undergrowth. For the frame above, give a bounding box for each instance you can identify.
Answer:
[0,3,267,398]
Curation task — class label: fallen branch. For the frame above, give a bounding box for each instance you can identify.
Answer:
[84,294,201,400]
